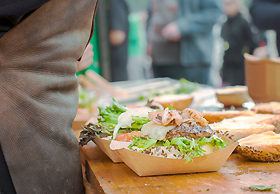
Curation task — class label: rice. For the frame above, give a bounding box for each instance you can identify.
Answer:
[131,146,188,159]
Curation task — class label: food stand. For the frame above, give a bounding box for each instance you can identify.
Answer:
[74,77,280,193]
[74,132,280,194]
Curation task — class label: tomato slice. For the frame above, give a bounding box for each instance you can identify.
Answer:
[115,131,141,142]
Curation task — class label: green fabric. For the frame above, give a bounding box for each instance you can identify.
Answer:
[128,13,145,56]
[77,16,101,76]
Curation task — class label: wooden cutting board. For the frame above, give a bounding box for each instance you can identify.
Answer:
[80,140,280,194]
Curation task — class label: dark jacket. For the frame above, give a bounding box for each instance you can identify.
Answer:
[109,0,129,81]
[176,0,222,66]
[250,0,280,55]
[0,0,50,38]
[221,13,257,66]
[147,0,222,67]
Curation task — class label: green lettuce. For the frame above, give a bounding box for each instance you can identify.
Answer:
[79,99,150,146]
[97,99,127,126]
[128,136,228,162]
[128,136,157,152]
[242,185,276,191]
[137,78,198,101]
[78,86,97,110]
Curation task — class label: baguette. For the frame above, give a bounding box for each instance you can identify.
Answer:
[209,122,275,141]
[220,114,280,125]
[236,131,280,162]
[251,101,280,114]
[202,110,256,124]
[153,94,193,111]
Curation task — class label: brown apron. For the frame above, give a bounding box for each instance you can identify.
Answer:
[0,0,98,193]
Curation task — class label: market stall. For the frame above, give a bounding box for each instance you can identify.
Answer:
[74,76,280,194]
[79,140,280,194]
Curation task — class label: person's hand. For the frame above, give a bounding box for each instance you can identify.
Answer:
[146,44,152,57]
[76,43,94,71]
[161,23,181,41]
[109,30,126,46]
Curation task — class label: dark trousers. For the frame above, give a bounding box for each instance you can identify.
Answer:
[0,145,16,194]
[222,62,245,86]
[152,63,210,85]
[110,40,129,82]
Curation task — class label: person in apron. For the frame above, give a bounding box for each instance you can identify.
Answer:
[0,0,98,193]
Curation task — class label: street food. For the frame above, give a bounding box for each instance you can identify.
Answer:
[202,110,256,123]
[251,102,280,114]
[126,108,228,161]
[79,99,151,162]
[219,114,280,125]
[210,121,275,141]
[109,108,237,176]
[153,94,193,110]
[236,131,280,162]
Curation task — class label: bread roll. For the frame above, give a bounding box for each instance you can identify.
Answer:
[153,94,193,111]
[236,131,280,162]
[210,122,275,141]
[252,101,280,114]
[215,86,250,106]
[220,114,280,125]
[202,110,256,124]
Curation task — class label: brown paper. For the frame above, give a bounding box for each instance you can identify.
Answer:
[244,54,280,103]
[111,137,238,176]
[93,136,123,163]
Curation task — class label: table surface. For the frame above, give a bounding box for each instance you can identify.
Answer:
[79,137,280,194]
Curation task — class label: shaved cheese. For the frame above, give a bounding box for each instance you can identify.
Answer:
[112,107,152,139]
[140,122,174,140]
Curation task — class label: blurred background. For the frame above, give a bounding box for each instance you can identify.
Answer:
[78,0,279,88]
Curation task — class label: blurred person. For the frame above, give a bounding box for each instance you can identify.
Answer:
[221,0,257,86]
[250,0,280,56]
[108,0,130,82]
[146,0,222,84]
[0,0,98,193]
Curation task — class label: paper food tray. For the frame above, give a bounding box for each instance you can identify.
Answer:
[93,136,122,163]
[111,137,238,176]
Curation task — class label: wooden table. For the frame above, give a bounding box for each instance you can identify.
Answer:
[79,139,280,194]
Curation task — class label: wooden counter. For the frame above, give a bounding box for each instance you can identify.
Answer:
[80,140,280,194]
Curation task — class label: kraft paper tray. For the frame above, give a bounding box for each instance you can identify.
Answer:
[93,136,122,163]
[110,137,238,176]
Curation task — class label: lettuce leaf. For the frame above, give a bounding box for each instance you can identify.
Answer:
[78,85,97,110]
[137,78,198,101]
[128,135,157,152]
[130,116,150,130]
[175,78,198,94]
[128,136,228,162]
[97,99,127,126]
[242,185,276,191]
[79,99,150,146]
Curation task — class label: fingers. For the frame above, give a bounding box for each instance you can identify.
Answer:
[76,44,94,71]
[161,23,181,41]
